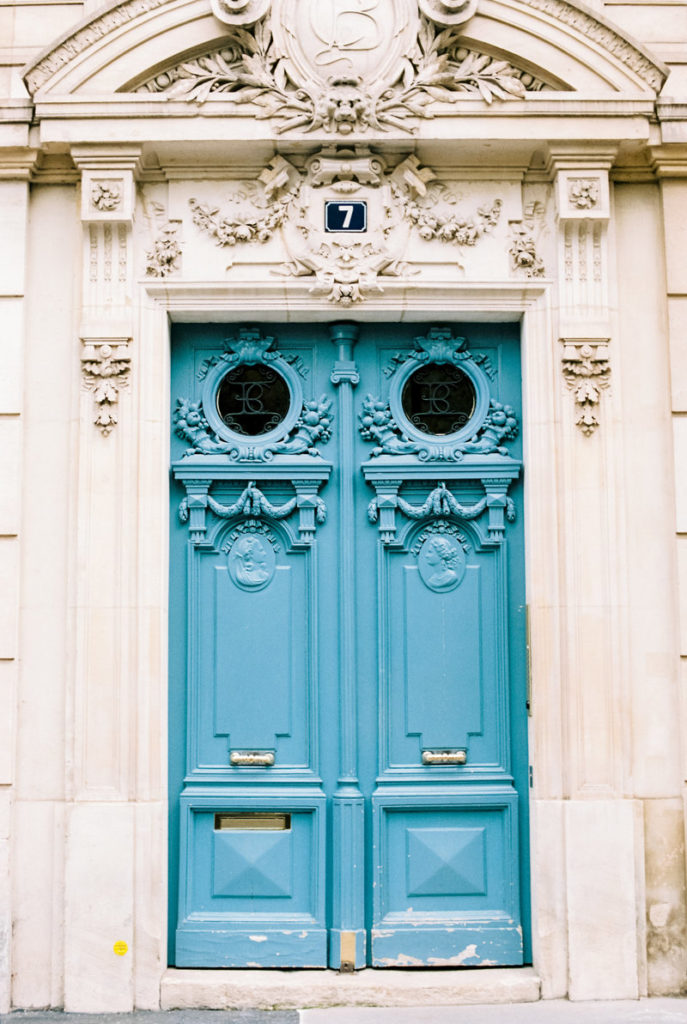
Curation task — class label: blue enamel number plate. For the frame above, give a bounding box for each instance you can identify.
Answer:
[324,201,367,233]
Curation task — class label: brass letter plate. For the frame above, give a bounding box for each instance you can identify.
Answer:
[230,750,275,767]
[422,748,467,765]
[214,813,290,831]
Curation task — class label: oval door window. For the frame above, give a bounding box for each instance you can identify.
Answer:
[216,364,291,437]
[400,363,476,437]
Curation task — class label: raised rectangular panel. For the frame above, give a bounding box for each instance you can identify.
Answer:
[384,531,505,771]
[371,793,522,966]
[213,565,292,751]
[403,565,482,751]
[175,797,327,967]
[190,535,311,771]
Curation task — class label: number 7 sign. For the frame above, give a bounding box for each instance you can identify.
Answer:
[324,201,367,233]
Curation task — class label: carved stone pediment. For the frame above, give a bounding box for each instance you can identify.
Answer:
[135,1,548,134]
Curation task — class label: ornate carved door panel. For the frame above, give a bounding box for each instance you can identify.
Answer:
[169,321,529,969]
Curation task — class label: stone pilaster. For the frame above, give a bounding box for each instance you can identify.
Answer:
[64,145,143,1012]
[0,138,35,1012]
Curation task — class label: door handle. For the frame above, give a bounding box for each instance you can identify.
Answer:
[422,749,467,765]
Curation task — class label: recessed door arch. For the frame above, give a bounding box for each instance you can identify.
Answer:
[168,319,530,969]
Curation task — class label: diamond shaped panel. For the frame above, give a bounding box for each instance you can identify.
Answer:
[213,831,292,898]
[406,827,486,897]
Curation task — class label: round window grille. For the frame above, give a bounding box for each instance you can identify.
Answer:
[400,363,477,437]
[216,364,291,437]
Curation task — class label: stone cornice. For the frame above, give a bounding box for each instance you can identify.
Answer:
[23,0,175,95]
[22,0,669,98]
[509,0,668,92]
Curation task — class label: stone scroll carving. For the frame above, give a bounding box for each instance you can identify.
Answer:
[136,3,548,135]
[188,151,505,305]
[211,0,271,26]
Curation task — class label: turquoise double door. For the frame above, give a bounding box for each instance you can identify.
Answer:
[169,321,529,969]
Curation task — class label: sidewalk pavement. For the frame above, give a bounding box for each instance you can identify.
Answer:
[3,1000,687,1023]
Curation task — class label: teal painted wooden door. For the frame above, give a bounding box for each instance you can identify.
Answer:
[169,322,529,969]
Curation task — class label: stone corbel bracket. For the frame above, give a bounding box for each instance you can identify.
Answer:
[561,339,611,436]
[173,461,332,546]
[362,462,520,545]
[81,338,132,436]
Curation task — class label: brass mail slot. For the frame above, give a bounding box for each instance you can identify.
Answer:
[214,813,291,831]
[422,748,467,766]
[230,750,275,767]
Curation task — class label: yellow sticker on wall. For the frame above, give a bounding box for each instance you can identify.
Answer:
[113,941,128,956]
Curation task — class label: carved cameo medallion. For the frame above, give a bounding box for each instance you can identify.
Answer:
[228,529,276,589]
[417,533,467,592]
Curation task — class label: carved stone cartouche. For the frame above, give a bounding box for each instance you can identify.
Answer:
[135,8,548,135]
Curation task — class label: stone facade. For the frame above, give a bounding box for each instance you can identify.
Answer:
[1,0,687,1012]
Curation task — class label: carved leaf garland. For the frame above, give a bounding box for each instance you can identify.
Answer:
[137,16,547,134]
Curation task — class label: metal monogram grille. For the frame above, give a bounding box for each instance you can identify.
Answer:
[216,364,291,436]
[401,363,476,436]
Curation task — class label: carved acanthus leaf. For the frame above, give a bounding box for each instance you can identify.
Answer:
[561,341,610,435]
[136,16,547,134]
[81,341,131,436]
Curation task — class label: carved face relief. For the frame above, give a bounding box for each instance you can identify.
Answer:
[229,533,276,589]
[273,0,417,87]
[418,534,467,592]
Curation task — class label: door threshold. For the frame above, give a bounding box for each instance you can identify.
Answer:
[161,966,541,1010]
